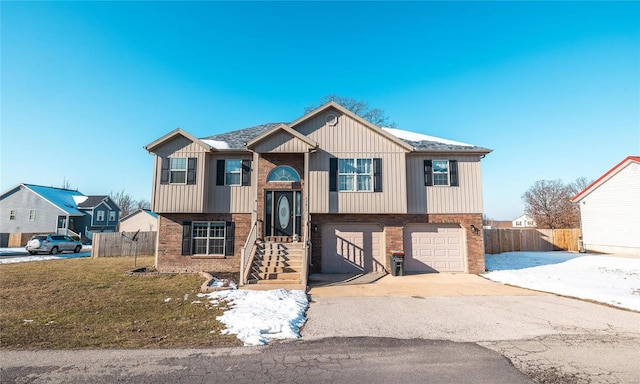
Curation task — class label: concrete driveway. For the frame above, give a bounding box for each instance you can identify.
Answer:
[304,273,640,384]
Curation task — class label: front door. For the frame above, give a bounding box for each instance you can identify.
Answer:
[265,190,301,237]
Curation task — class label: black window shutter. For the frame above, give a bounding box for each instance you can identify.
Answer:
[225,222,235,256]
[241,160,251,186]
[329,158,338,192]
[424,160,433,186]
[181,221,192,255]
[187,158,197,185]
[161,158,170,184]
[216,160,225,185]
[449,160,459,186]
[373,158,382,192]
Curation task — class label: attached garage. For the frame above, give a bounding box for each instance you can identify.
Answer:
[404,224,466,273]
[322,223,385,273]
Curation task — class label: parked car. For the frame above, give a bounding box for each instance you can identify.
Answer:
[25,234,83,255]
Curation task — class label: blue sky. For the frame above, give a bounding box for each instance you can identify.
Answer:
[1,1,638,220]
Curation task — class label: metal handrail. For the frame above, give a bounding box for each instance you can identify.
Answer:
[301,220,310,288]
[240,221,258,286]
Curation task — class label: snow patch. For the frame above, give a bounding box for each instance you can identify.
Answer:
[382,127,473,146]
[202,288,308,346]
[201,139,230,149]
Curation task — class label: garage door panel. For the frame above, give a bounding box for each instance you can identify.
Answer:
[404,224,465,273]
[323,224,385,274]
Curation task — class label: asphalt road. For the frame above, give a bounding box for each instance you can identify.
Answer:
[0,338,532,384]
[302,295,640,384]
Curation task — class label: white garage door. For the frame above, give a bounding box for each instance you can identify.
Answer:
[404,224,465,273]
[322,224,385,273]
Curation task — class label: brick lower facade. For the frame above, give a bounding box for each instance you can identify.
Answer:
[156,213,251,273]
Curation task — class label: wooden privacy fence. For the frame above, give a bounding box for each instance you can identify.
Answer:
[484,228,582,254]
[91,231,156,258]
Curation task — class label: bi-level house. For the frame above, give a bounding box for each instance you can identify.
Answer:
[145,102,492,286]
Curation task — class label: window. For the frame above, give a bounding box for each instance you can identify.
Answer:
[424,160,459,187]
[267,166,300,182]
[29,210,36,221]
[161,157,197,185]
[329,158,382,192]
[97,211,105,221]
[184,221,235,256]
[170,158,187,184]
[109,211,116,222]
[515,221,522,227]
[9,210,16,220]
[216,159,251,186]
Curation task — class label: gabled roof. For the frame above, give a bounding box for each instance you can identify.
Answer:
[120,208,158,222]
[159,102,491,154]
[144,128,214,153]
[77,195,119,210]
[246,123,318,150]
[0,184,86,216]
[571,156,640,202]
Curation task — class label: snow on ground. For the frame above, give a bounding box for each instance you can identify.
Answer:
[0,247,92,264]
[484,252,640,311]
[199,288,308,346]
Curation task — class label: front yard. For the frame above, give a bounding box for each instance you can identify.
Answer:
[0,256,241,349]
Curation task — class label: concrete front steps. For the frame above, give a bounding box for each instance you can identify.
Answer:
[243,241,306,290]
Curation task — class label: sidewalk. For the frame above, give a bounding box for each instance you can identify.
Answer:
[308,273,548,297]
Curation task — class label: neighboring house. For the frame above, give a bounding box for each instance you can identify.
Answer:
[0,184,121,243]
[119,209,158,232]
[483,219,512,229]
[571,156,640,256]
[512,214,536,228]
[145,101,492,285]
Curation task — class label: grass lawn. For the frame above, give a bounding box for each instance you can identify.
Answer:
[0,256,242,349]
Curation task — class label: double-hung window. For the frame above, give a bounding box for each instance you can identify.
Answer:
[216,159,251,186]
[97,211,105,221]
[9,210,16,220]
[29,210,36,221]
[424,160,459,187]
[170,158,187,184]
[109,211,116,222]
[161,157,197,185]
[339,158,373,191]
[192,222,226,255]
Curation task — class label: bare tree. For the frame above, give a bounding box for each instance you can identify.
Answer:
[61,178,72,190]
[522,179,581,229]
[109,190,135,217]
[304,95,398,127]
[135,199,151,211]
[568,176,592,196]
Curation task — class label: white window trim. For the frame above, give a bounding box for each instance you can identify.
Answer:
[109,211,116,222]
[9,210,16,220]
[267,165,301,182]
[432,160,450,186]
[170,158,188,184]
[225,159,242,186]
[97,211,105,221]
[338,158,373,192]
[192,221,226,255]
[29,210,36,221]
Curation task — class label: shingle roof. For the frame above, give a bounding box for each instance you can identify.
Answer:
[201,123,284,149]
[201,122,490,153]
[77,195,109,209]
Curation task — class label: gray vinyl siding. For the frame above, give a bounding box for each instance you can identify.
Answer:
[0,187,64,233]
[251,131,311,153]
[406,155,484,214]
[297,109,408,214]
[151,136,208,213]
[207,154,253,213]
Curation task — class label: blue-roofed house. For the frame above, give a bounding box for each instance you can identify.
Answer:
[118,209,158,232]
[0,184,120,245]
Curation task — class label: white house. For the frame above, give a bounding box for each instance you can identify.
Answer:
[571,156,640,256]
[512,214,536,228]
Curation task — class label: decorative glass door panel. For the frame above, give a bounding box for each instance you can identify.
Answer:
[264,190,302,237]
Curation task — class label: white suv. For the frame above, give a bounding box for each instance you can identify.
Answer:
[25,234,83,255]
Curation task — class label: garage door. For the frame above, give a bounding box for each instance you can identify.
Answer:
[404,224,465,273]
[322,224,385,273]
